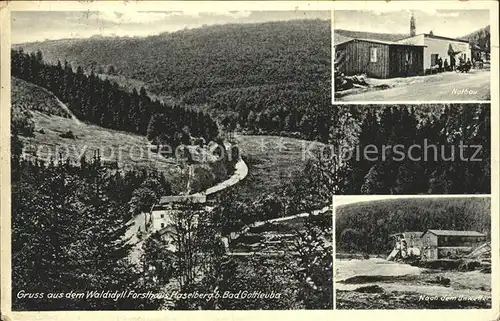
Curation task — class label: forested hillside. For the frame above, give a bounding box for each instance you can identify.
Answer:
[335,197,491,254]
[460,25,490,52]
[17,20,330,98]
[333,29,408,44]
[11,49,219,148]
[16,19,331,141]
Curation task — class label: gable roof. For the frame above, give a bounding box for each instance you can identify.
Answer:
[159,194,206,204]
[424,33,470,43]
[424,229,486,237]
[404,231,424,238]
[397,33,470,44]
[390,231,423,238]
[335,38,426,47]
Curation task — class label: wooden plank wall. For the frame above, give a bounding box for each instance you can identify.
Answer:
[337,41,427,78]
[335,40,390,78]
[389,46,424,77]
[354,40,390,78]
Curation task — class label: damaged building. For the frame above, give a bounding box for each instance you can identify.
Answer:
[420,229,487,260]
[387,229,488,261]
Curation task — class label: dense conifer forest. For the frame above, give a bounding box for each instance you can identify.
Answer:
[332,104,490,194]
[17,20,330,99]
[11,145,171,309]
[10,59,333,310]
[11,108,333,310]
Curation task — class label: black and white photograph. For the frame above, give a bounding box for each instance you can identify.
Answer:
[1,0,498,318]
[331,104,491,195]
[333,9,491,102]
[9,9,334,311]
[334,195,492,309]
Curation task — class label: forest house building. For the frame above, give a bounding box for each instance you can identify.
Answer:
[335,38,425,78]
[396,14,471,72]
[387,231,423,260]
[420,229,487,260]
[335,13,474,78]
[396,33,471,72]
[149,194,206,233]
[390,231,424,248]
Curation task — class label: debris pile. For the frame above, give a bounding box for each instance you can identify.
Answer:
[466,242,490,260]
[354,285,385,294]
[334,66,369,91]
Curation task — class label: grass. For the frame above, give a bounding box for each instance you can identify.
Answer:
[225,134,331,254]
[12,77,71,118]
[234,134,324,200]
[11,77,227,194]
[22,111,192,193]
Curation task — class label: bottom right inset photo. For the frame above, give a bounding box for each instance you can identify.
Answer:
[333,195,492,309]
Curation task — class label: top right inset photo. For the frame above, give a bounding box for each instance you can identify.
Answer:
[333,9,491,103]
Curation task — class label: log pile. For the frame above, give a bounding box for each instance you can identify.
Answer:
[334,66,369,91]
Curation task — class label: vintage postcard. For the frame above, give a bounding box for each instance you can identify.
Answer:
[0,1,498,321]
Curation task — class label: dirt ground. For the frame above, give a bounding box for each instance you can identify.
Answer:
[336,290,491,309]
[335,258,491,309]
[336,69,490,102]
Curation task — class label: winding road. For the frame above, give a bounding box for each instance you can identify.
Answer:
[125,157,249,263]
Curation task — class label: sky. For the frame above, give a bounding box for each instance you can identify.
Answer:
[334,9,489,38]
[11,10,330,44]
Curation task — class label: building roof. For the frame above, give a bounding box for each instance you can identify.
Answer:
[390,231,423,238]
[397,33,470,44]
[424,33,470,43]
[335,37,426,47]
[158,194,206,204]
[424,229,486,237]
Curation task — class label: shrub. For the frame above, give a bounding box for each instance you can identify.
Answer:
[59,130,75,139]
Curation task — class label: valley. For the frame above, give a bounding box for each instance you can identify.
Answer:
[9,12,492,312]
[11,52,333,310]
[12,76,230,195]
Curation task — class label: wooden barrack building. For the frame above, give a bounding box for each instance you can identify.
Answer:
[335,38,425,79]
